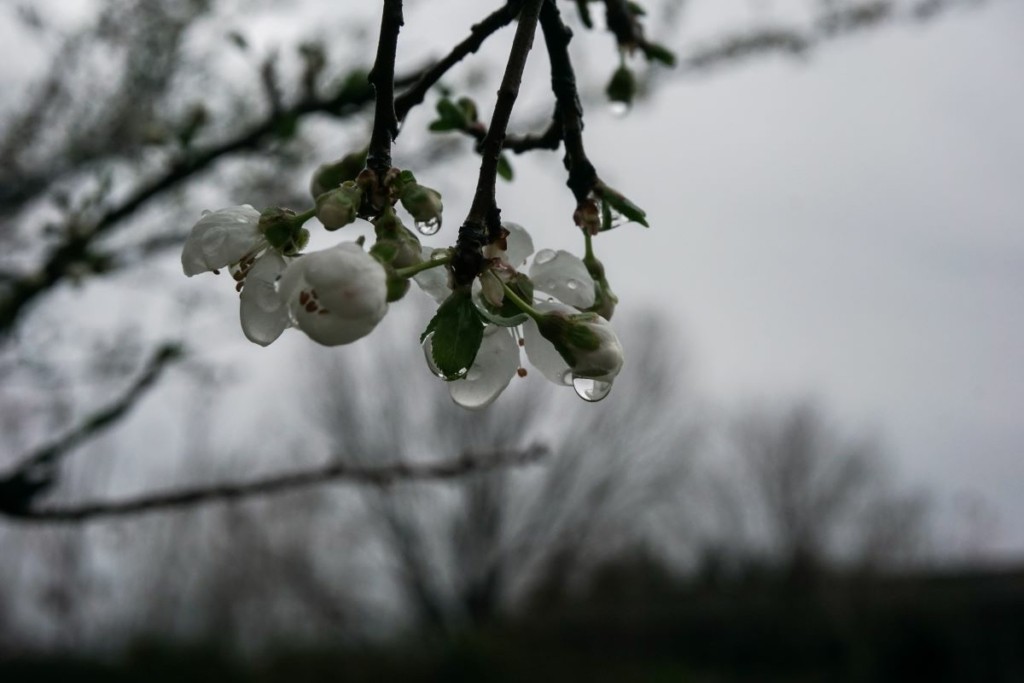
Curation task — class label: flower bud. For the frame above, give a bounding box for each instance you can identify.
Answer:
[315,182,362,231]
[536,308,624,382]
[399,183,443,230]
[309,149,367,198]
[371,209,422,269]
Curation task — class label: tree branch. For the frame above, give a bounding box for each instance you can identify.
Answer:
[366,0,404,178]
[452,0,546,288]
[4,446,548,524]
[540,0,598,203]
[0,69,417,336]
[394,0,525,124]
[0,343,183,515]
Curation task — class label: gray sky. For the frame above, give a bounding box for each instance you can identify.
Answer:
[4,0,1022,556]
[562,0,1024,554]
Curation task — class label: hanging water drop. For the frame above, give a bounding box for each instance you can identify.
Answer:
[415,217,441,236]
[572,376,613,402]
[566,279,579,290]
[421,334,446,379]
[608,101,630,118]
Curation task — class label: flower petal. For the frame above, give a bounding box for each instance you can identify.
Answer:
[502,222,534,268]
[181,205,262,276]
[523,301,574,386]
[239,251,290,346]
[448,325,519,409]
[279,242,388,346]
[412,246,451,304]
[529,249,595,309]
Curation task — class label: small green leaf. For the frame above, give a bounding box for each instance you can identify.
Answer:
[436,98,467,127]
[602,187,649,228]
[429,120,458,132]
[643,41,677,67]
[497,154,514,182]
[420,289,484,380]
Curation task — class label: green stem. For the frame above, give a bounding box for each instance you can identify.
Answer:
[394,252,451,279]
[498,274,542,320]
[293,207,317,225]
[583,229,595,262]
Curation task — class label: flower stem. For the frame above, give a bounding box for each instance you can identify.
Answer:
[583,229,595,262]
[498,275,542,321]
[293,207,317,225]
[394,252,451,279]
[367,0,404,178]
[451,0,545,288]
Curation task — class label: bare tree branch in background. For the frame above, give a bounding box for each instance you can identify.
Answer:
[2,445,547,524]
[0,343,184,516]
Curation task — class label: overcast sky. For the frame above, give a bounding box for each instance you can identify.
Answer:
[4,0,1022,557]
[584,0,1024,554]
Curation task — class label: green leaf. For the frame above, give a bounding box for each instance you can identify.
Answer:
[420,289,484,380]
[497,154,514,182]
[436,98,467,127]
[627,2,647,17]
[602,187,649,228]
[643,41,677,67]
[429,120,458,132]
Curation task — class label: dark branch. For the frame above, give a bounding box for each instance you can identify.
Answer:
[0,343,183,515]
[452,0,546,288]
[0,73,392,336]
[460,113,562,154]
[540,0,598,203]
[394,0,525,124]
[366,0,404,178]
[5,446,548,524]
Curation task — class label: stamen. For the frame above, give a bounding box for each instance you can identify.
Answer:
[304,301,318,313]
[299,291,310,306]
[517,368,528,378]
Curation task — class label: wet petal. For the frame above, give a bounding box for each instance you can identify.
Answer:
[412,246,451,304]
[502,222,534,268]
[529,249,595,309]
[448,326,519,409]
[181,205,262,276]
[279,243,388,346]
[239,252,289,346]
[523,301,574,386]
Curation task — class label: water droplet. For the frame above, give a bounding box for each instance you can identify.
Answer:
[608,102,630,118]
[466,367,481,381]
[572,376,613,402]
[560,369,574,386]
[415,218,441,236]
[534,249,556,265]
[421,335,445,379]
[430,248,449,261]
[566,279,579,290]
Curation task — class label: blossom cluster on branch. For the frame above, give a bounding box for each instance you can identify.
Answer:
[181,0,673,408]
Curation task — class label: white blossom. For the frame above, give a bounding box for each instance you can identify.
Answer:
[278,242,388,346]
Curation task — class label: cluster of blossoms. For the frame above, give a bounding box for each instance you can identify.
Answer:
[182,158,627,409]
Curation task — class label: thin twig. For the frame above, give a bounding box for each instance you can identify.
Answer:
[6,446,548,524]
[366,0,404,178]
[394,0,525,124]
[452,0,546,287]
[0,343,183,515]
[540,0,598,203]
